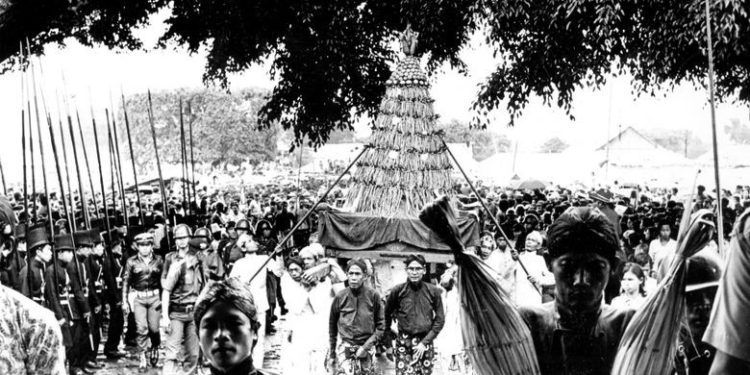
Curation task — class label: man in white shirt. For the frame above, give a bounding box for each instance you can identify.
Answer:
[229,234,281,365]
[648,222,677,280]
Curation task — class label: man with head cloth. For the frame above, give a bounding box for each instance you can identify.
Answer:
[329,258,385,375]
[519,206,635,375]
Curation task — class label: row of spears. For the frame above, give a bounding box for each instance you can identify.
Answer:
[13,39,198,302]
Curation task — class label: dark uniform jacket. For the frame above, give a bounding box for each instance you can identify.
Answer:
[86,255,103,312]
[66,256,91,319]
[519,302,636,375]
[122,254,163,292]
[101,253,123,305]
[44,260,74,347]
[20,258,46,304]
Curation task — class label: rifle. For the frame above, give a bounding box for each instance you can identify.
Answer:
[147,90,171,252]
[179,98,188,219]
[121,91,145,226]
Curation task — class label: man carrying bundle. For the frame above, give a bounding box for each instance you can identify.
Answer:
[519,207,635,375]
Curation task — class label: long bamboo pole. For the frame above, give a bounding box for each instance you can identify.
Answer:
[147,90,171,252]
[440,137,540,295]
[704,0,724,255]
[247,146,367,283]
[121,91,145,226]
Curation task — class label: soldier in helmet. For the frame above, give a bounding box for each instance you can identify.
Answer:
[193,226,224,283]
[225,219,253,271]
[122,231,164,372]
[161,223,205,374]
[673,251,724,375]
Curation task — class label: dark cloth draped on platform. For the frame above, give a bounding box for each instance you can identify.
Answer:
[318,209,479,252]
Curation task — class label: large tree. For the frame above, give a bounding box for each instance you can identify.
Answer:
[121,88,278,171]
[3,1,748,147]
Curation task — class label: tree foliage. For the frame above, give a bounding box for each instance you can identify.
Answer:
[441,118,511,160]
[644,128,708,159]
[120,88,277,171]
[3,0,749,147]
[539,137,569,153]
[724,118,750,145]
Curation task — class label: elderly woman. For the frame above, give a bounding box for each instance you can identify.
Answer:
[281,256,339,375]
[194,278,274,375]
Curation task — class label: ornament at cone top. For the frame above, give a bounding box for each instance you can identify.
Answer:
[400,24,419,56]
[387,25,429,87]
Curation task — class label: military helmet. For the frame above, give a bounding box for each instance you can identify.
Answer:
[236,219,253,233]
[685,251,723,293]
[193,227,211,240]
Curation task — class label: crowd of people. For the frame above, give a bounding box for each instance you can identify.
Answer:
[1,177,749,375]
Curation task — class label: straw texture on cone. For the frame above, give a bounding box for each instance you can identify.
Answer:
[611,206,716,375]
[346,38,453,217]
[420,196,541,375]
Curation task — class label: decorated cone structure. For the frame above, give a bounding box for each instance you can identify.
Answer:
[318,26,479,264]
[345,26,453,216]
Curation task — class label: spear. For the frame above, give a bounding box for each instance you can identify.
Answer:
[61,74,91,230]
[89,103,113,245]
[705,0,725,255]
[178,98,188,218]
[121,91,145,226]
[76,110,101,221]
[26,41,63,295]
[19,42,29,291]
[55,92,76,230]
[147,90,171,252]
[188,101,197,216]
[105,110,121,233]
[108,94,130,234]
[0,157,6,197]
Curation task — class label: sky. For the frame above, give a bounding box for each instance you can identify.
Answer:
[0,11,747,184]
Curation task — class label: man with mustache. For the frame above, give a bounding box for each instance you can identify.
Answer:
[519,207,635,375]
[194,277,275,375]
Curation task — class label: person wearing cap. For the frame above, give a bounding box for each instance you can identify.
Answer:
[45,233,82,374]
[81,229,107,369]
[519,207,635,375]
[20,225,53,305]
[161,224,205,375]
[229,233,281,366]
[384,254,444,375]
[122,230,164,372]
[67,229,99,373]
[328,258,385,375]
[100,229,127,359]
[193,278,275,375]
[703,210,750,375]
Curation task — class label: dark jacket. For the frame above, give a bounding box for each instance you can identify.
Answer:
[122,254,164,292]
[384,281,445,345]
[519,302,635,375]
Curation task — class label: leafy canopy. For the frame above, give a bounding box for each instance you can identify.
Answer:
[3,0,748,147]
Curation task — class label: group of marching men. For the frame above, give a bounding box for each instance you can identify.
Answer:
[0,214,277,375]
